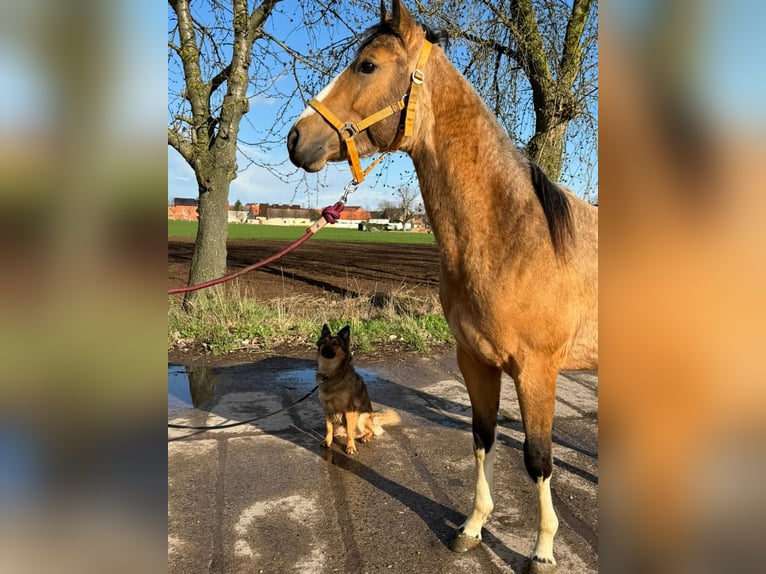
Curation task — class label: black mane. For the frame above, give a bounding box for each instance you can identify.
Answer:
[529,162,574,259]
[424,24,448,48]
[358,21,448,53]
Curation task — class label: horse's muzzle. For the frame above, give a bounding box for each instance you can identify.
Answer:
[286,123,329,172]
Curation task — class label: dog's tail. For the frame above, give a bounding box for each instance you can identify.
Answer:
[369,409,401,436]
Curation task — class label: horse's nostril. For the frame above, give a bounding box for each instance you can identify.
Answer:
[287,125,299,152]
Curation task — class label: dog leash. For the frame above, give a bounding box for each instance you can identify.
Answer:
[168,384,318,434]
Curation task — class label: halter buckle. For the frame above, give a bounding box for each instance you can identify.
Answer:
[342,122,358,137]
[411,69,425,85]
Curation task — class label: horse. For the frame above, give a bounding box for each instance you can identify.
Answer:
[287,1,598,570]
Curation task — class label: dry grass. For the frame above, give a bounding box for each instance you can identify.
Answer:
[168,285,452,355]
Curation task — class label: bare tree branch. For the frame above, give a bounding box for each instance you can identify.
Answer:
[168,127,194,164]
[209,64,231,95]
[262,31,333,75]
[559,0,595,88]
[168,0,210,123]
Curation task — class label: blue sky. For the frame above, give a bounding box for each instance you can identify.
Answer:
[168,1,599,209]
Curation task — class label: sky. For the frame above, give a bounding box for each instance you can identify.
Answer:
[167,1,599,210]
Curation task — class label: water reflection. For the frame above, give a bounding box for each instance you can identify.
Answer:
[169,364,380,415]
[167,365,217,412]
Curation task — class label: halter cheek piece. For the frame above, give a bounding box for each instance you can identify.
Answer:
[308,40,433,185]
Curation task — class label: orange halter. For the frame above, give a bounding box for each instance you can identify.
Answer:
[308,40,433,185]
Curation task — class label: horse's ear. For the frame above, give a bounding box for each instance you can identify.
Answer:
[391,0,416,36]
[380,0,387,22]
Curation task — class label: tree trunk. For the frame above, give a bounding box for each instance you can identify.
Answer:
[169,0,281,309]
[526,115,568,181]
[182,140,237,309]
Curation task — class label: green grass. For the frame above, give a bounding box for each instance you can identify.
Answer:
[168,220,436,245]
[168,288,453,355]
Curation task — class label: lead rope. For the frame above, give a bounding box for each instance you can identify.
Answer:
[168,189,353,296]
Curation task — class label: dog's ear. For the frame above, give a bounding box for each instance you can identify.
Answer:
[337,325,351,344]
[321,323,331,338]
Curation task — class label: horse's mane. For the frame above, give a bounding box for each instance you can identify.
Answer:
[358,21,448,53]
[529,162,574,258]
[423,24,449,48]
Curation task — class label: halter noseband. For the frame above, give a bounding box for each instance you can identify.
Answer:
[308,39,433,185]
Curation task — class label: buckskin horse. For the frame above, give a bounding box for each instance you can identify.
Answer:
[287,1,598,569]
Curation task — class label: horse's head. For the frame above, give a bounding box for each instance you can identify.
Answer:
[287,0,429,177]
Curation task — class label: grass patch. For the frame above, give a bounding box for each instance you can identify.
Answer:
[168,220,436,245]
[168,287,453,355]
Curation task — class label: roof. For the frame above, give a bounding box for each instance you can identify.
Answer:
[173,197,198,207]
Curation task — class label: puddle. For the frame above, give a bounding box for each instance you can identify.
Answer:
[168,365,218,413]
[274,368,315,388]
[169,364,383,415]
[168,365,193,412]
[276,367,381,388]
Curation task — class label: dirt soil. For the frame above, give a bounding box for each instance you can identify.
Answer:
[168,237,442,301]
[169,238,446,364]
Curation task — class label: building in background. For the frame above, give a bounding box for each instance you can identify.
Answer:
[168,197,198,221]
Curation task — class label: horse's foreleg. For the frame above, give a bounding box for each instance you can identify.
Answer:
[514,358,560,569]
[532,474,558,569]
[451,346,502,553]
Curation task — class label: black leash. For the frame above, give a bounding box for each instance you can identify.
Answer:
[168,385,318,433]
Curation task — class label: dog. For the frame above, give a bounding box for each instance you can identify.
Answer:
[316,324,400,454]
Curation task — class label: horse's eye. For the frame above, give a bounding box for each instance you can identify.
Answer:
[359,60,377,74]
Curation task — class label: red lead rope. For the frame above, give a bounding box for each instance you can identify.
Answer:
[168,202,345,296]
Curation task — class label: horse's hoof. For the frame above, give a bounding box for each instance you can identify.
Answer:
[450,531,482,553]
[527,556,557,574]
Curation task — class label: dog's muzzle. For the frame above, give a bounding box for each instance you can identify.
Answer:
[320,346,336,359]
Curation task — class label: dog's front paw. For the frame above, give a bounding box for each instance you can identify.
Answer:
[321,439,332,448]
[345,444,357,454]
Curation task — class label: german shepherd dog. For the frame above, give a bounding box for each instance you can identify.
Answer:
[316,324,400,454]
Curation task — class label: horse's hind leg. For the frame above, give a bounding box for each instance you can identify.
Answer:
[451,346,502,553]
[513,357,560,570]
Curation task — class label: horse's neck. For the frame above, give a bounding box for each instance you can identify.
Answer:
[409,55,536,270]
